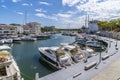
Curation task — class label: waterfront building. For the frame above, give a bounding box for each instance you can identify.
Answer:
[9,24,24,34]
[88,20,99,33]
[0,25,17,35]
[16,25,24,34]
[22,25,30,34]
[26,22,41,34]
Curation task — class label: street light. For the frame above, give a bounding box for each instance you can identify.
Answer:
[95,42,102,69]
[115,35,119,51]
[109,23,112,48]
[109,33,111,48]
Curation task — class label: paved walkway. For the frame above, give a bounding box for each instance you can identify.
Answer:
[92,56,120,80]
[92,36,120,80]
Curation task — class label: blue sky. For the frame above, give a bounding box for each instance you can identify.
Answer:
[0,0,120,28]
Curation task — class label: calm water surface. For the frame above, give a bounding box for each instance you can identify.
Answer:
[11,34,75,80]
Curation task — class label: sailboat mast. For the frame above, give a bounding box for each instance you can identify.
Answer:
[85,15,87,27]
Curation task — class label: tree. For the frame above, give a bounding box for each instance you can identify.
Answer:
[98,18,120,32]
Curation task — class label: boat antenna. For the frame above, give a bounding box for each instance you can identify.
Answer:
[69,23,70,32]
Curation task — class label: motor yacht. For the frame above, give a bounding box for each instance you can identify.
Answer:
[60,43,85,63]
[38,46,72,69]
[0,45,23,80]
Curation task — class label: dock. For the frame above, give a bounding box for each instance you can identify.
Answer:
[35,36,120,80]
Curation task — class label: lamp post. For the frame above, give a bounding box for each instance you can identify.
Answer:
[95,42,102,69]
[84,45,88,63]
[115,35,118,47]
[115,21,119,48]
[115,35,119,51]
[109,24,112,48]
[109,33,111,48]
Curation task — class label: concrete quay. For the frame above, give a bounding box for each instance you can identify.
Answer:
[35,36,120,80]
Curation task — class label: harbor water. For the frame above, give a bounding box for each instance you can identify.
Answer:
[11,34,75,80]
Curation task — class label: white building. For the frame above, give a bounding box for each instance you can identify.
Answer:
[0,25,17,35]
[16,25,23,34]
[26,22,41,34]
[88,21,99,33]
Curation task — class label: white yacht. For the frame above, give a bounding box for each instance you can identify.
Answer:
[21,36,37,41]
[4,39,13,44]
[0,39,13,44]
[81,46,95,58]
[38,46,72,69]
[86,41,101,48]
[0,45,23,80]
[60,43,85,63]
[0,39,4,44]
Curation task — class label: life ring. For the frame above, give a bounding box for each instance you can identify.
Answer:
[0,57,6,62]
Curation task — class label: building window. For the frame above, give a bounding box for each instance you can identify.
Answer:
[11,31,15,33]
[10,28,15,30]
[4,31,9,33]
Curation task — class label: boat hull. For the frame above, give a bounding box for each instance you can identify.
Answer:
[40,56,61,70]
[39,52,62,70]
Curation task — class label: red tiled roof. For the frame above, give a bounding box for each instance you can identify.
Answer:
[0,25,16,29]
[22,25,30,30]
[27,22,41,25]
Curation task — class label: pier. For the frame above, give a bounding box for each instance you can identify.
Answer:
[35,36,120,80]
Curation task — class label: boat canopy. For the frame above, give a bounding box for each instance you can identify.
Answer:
[63,45,76,50]
[55,49,65,56]
[39,47,59,51]
[0,51,10,56]
[0,45,11,51]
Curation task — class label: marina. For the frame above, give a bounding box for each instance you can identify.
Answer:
[35,36,120,80]
[11,34,75,80]
[1,1,120,80]
[0,33,114,80]
[0,33,119,80]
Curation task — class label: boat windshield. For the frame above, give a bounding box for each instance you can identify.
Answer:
[45,49,53,54]
[0,45,11,52]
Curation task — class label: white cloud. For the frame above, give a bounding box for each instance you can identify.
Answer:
[35,13,46,18]
[22,3,33,6]
[1,5,7,8]
[59,0,120,28]
[30,3,32,6]
[15,11,24,15]
[12,0,21,3]
[35,8,46,13]
[39,1,51,6]
[18,0,120,28]
[57,13,71,18]
[35,13,57,20]
[62,0,80,6]
[76,0,120,20]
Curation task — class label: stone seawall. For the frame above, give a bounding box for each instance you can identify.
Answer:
[98,31,120,40]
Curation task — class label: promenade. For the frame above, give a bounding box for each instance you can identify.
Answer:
[35,36,120,80]
[92,37,120,80]
[92,56,120,80]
